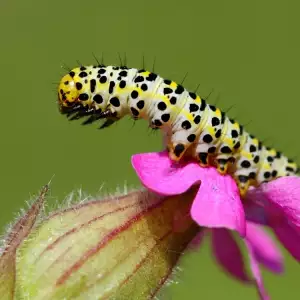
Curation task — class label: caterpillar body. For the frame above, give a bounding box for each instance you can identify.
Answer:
[57,64,299,197]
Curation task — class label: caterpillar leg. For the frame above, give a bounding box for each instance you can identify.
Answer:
[198,152,209,167]
[167,129,197,162]
[194,143,211,167]
[168,143,188,161]
[216,158,230,175]
[213,151,237,175]
[235,167,258,197]
[235,175,250,198]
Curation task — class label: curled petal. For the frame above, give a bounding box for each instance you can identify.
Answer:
[245,240,270,300]
[191,171,246,236]
[272,218,300,262]
[131,151,202,196]
[246,222,284,273]
[211,229,250,282]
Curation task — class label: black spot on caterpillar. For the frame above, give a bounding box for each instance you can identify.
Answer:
[57,63,299,197]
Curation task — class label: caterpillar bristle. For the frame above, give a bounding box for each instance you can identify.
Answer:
[68,108,95,121]
[194,83,201,93]
[213,93,221,106]
[180,72,188,85]
[123,52,127,67]
[117,52,123,67]
[68,113,82,121]
[81,115,98,125]
[244,119,253,127]
[141,54,145,70]
[152,56,156,73]
[98,119,115,129]
[61,63,71,72]
[80,110,113,126]
[92,52,100,66]
[57,62,299,197]
[129,119,137,132]
[205,88,214,101]
[224,104,235,114]
[76,60,83,68]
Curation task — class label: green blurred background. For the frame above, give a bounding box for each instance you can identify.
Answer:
[0,0,299,298]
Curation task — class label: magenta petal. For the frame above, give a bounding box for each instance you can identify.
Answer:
[272,218,300,261]
[212,229,250,282]
[244,188,268,226]
[246,222,284,273]
[245,240,270,300]
[247,184,300,262]
[262,176,300,227]
[131,151,202,196]
[191,170,246,236]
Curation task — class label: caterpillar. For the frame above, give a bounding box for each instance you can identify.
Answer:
[57,63,299,197]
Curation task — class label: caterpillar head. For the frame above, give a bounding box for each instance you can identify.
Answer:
[57,71,115,128]
[57,73,80,113]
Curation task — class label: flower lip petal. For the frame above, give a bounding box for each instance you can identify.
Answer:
[246,222,284,273]
[212,229,250,282]
[191,169,246,236]
[132,151,246,235]
[131,151,203,196]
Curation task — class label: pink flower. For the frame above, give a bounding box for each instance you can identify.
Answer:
[132,151,300,248]
[188,222,283,300]
[132,151,247,237]
[131,150,300,298]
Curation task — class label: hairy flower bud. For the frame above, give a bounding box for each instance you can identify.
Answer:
[0,185,200,300]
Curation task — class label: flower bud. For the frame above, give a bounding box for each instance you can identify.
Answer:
[1,185,200,299]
